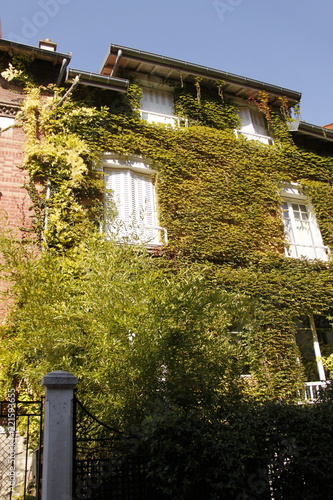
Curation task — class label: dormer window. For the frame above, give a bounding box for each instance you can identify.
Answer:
[236,106,273,145]
[281,185,329,261]
[139,87,185,127]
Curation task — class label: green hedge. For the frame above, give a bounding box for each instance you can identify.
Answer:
[140,394,333,500]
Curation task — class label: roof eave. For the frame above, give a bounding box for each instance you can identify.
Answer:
[291,121,333,143]
[0,38,71,65]
[100,43,301,104]
[66,68,129,92]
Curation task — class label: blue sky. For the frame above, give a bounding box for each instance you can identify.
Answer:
[1,0,333,126]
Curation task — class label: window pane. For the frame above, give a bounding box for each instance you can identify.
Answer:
[299,205,309,220]
[250,110,267,136]
[281,202,289,217]
[281,197,327,260]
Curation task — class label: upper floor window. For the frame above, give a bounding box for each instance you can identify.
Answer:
[139,87,185,127]
[235,106,273,145]
[281,185,328,261]
[0,116,15,133]
[103,154,167,247]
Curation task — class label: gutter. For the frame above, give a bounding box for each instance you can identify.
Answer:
[100,44,301,103]
[66,68,129,92]
[293,121,333,142]
[0,38,71,65]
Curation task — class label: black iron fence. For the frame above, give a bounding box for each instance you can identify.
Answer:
[0,398,43,500]
[73,396,166,500]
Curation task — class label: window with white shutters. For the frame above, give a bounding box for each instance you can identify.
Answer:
[281,185,328,261]
[139,87,185,127]
[103,154,167,246]
[236,107,273,145]
[141,88,174,116]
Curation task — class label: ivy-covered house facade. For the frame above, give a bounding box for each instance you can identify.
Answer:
[2,39,333,401]
[98,44,333,400]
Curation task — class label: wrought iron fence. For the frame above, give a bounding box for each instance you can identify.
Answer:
[0,399,43,500]
[73,396,166,500]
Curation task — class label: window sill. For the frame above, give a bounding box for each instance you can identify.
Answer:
[139,109,187,128]
[284,243,330,261]
[106,225,168,247]
[234,129,274,145]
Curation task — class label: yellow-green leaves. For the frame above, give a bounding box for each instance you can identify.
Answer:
[17,86,104,248]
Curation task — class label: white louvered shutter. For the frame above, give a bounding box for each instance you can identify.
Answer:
[238,107,252,133]
[105,169,158,244]
[141,88,174,115]
[140,88,175,125]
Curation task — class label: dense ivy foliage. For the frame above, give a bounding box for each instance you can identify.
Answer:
[2,59,333,400]
[174,79,240,130]
[96,115,333,263]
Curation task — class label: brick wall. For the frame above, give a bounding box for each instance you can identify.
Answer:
[0,84,30,323]
[0,84,31,231]
[0,127,30,229]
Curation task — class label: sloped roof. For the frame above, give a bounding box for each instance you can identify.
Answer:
[0,38,71,65]
[100,43,301,107]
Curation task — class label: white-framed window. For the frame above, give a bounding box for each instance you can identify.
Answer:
[281,184,328,260]
[235,106,273,145]
[0,116,15,133]
[102,154,167,247]
[139,87,186,127]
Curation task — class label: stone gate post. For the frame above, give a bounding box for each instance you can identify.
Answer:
[41,370,78,500]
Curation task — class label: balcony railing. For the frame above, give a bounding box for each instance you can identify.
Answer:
[143,226,168,247]
[285,242,330,261]
[240,378,329,403]
[234,129,274,145]
[303,381,327,402]
[107,224,168,247]
[139,109,188,128]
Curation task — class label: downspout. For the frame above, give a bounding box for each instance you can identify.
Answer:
[111,49,122,77]
[309,314,326,381]
[57,75,80,107]
[42,172,52,243]
[56,56,71,87]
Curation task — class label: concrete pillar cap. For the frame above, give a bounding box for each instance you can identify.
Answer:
[42,370,78,388]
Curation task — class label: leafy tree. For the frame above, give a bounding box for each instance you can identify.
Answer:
[0,231,248,428]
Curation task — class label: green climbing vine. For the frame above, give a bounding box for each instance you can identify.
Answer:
[174,79,240,130]
[14,85,108,249]
[3,54,333,400]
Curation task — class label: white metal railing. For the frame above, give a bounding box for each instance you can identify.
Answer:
[303,381,327,402]
[143,226,168,247]
[139,109,188,128]
[285,243,330,261]
[234,129,274,145]
[107,224,168,247]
